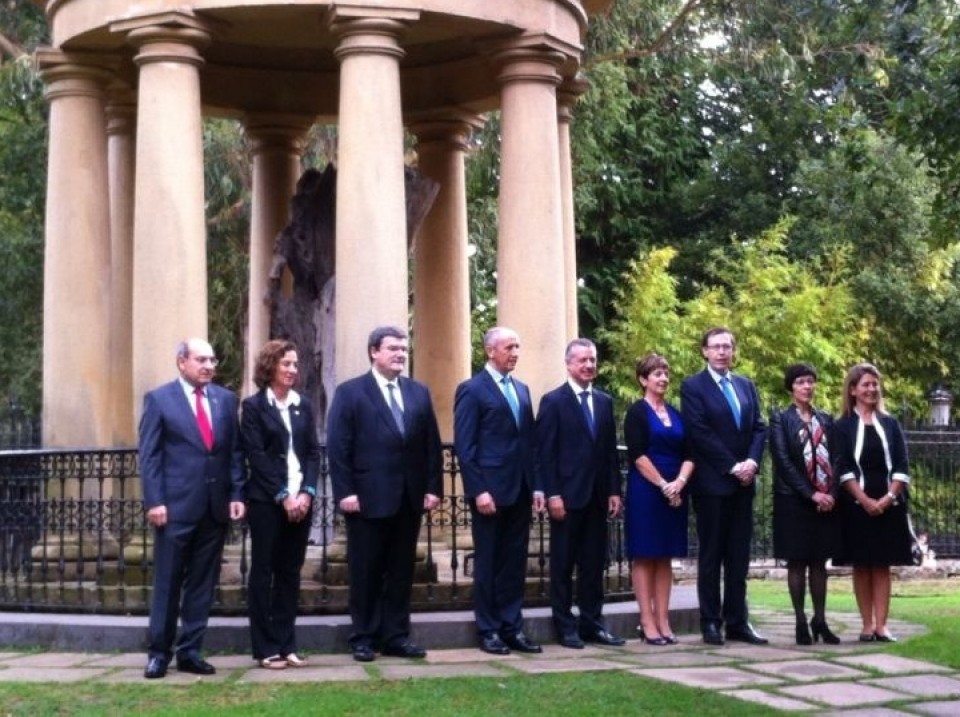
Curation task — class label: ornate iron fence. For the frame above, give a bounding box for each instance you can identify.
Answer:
[1,430,958,614]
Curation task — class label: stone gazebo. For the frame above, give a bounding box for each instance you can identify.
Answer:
[36,0,612,447]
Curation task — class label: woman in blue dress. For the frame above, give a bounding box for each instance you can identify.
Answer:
[624,353,694,645]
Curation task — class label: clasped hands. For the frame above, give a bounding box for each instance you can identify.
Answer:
[731,460,758,487]
[339,493,440,514]
[811,492,835,513]
[283,493,312,522]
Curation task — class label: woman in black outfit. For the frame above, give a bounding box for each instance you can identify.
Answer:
[769,363,840,645]
[833,363,912,642]
[242,340,321,669]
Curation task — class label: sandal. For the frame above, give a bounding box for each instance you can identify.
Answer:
[284,653,307,667]
[259,655,288,669]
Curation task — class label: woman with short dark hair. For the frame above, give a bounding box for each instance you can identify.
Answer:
[769,363,840,645]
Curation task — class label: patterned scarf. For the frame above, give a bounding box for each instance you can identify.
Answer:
[799,413,833,492]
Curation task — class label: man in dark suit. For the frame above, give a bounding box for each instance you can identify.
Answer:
[680,327,768,645]
[139,338,246,679]
[537,338,625,649]
[327,325,443,662]
[454,326,544,655]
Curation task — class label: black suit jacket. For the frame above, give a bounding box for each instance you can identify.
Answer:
[680,369,767,496]
[139,379,244,524]
[831,412,909,491]
[240,389,322,504]
[769,405,835,499]
[535,383,620,510]
[453,369,539,506]
[327,372,443,519]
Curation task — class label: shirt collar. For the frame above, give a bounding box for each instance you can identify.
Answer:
[485,363,512,383]
[568,378,592,395]
[707,366,730,383]
[267,387,300,408]
[371,369,400,390]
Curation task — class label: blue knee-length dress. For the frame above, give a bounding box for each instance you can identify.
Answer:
[624,399,690,559]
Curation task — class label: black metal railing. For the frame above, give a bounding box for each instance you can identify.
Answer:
[2,431,959,614]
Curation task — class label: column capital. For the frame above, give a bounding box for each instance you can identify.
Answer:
[111,12,212,68]
[105,90,137,137]
[557,74,590,122]
[408,110,485,152]
[243,115,314,155]
[35,50,116,101]
[493,47,566,88]
[331,15,415,62]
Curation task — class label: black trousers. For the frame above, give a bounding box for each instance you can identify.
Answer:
[549,498,608,637]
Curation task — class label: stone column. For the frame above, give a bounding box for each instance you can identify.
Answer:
[37,53,114,448]
[494,47,568,408]
[117,16,211,407]
[558,77,588,344]
[106,90,137,446]
[243,116,311,396]
[409,114,481,440]
[331,12,417,381]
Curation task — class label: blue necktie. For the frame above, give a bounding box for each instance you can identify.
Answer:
[720,376,741,429]
[579,390,595,436]
[501,376,521,426]
[387,383,405,435]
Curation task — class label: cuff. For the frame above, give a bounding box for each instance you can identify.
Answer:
[838,472,856,484]
[301,486,317,497]
[892,472,910,484]
[274,489,290,504]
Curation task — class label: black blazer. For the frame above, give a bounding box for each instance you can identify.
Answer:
[327,372,443,519]
[240,389,322,504]
[535,383,621,510]
[139,380,245,524]
[769,405,835,499]
[453,369,539,506]
[680,369,767,496]
[832,412,909,493]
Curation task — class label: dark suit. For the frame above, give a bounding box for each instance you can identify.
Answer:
[327,372,442,649]
[454,369,538,638]
[536,383,620,638]
[241,389,321,660]
[139,379,244,662]
[680,369,766,632]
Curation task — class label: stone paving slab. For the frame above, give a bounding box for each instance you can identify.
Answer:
[82,653,147,668]
[778,680,908,707]
[834,654,953,674]
[379,663,509,680]
[606,650,735,668]
[819,708,917,717]
[424,648,519,664]
[863,674,960,698]
[709,645,812,661]
[911,699,960,716]
[0,666,112,682]
[0,652,112,668]
[720,688,816,711]
[743,658,869,682]
[631,666,782,689]
[236,665,371,683]
[506,657,626,674]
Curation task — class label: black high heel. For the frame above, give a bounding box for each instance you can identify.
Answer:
[795,620,812,645]
[874,630,897,643]
[637,627,669,646]
[810,618,840,645]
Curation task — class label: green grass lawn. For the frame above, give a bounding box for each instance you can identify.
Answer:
[2,576,958,716]
[747,575,960,668]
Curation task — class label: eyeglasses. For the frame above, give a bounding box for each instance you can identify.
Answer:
[705,344,733,352]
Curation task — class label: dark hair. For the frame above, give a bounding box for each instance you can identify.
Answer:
[367,325,408,362]
[253,339,297,389]
[783,363,817,392]
[635,352,670,382]
[700,326,735,348]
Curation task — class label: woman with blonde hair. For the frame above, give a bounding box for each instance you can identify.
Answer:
[832,363,912,642]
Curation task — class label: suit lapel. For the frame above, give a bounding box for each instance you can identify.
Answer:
[565,384,594,439]
[364,372,404,439]
[259,391,289,436]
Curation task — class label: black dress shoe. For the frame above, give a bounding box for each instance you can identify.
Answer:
[176,656,216,675]
[581,629,626,647]
[726,624,769,645]
[144,656,167,679]
[503,632,542,654]
[702,624,725,645]
[558,633,585,649]
[352,644,376,662]
[479,633,510,655]
[382,641,427,658]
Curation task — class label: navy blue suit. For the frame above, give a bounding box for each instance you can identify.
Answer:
[139,380,244,662]
[327,372,442,649]
[536,383,620,638]
[241,389,321,660]
[454,369,538,638]
[680,369,766,632]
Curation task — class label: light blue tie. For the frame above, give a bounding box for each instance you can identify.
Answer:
[720,376,741,429]
[501,376,521,426]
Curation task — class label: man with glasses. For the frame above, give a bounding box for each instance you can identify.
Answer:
[140,338,246,678]
[681,327,768,646]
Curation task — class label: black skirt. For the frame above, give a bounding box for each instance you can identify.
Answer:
[773,491,840,561]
